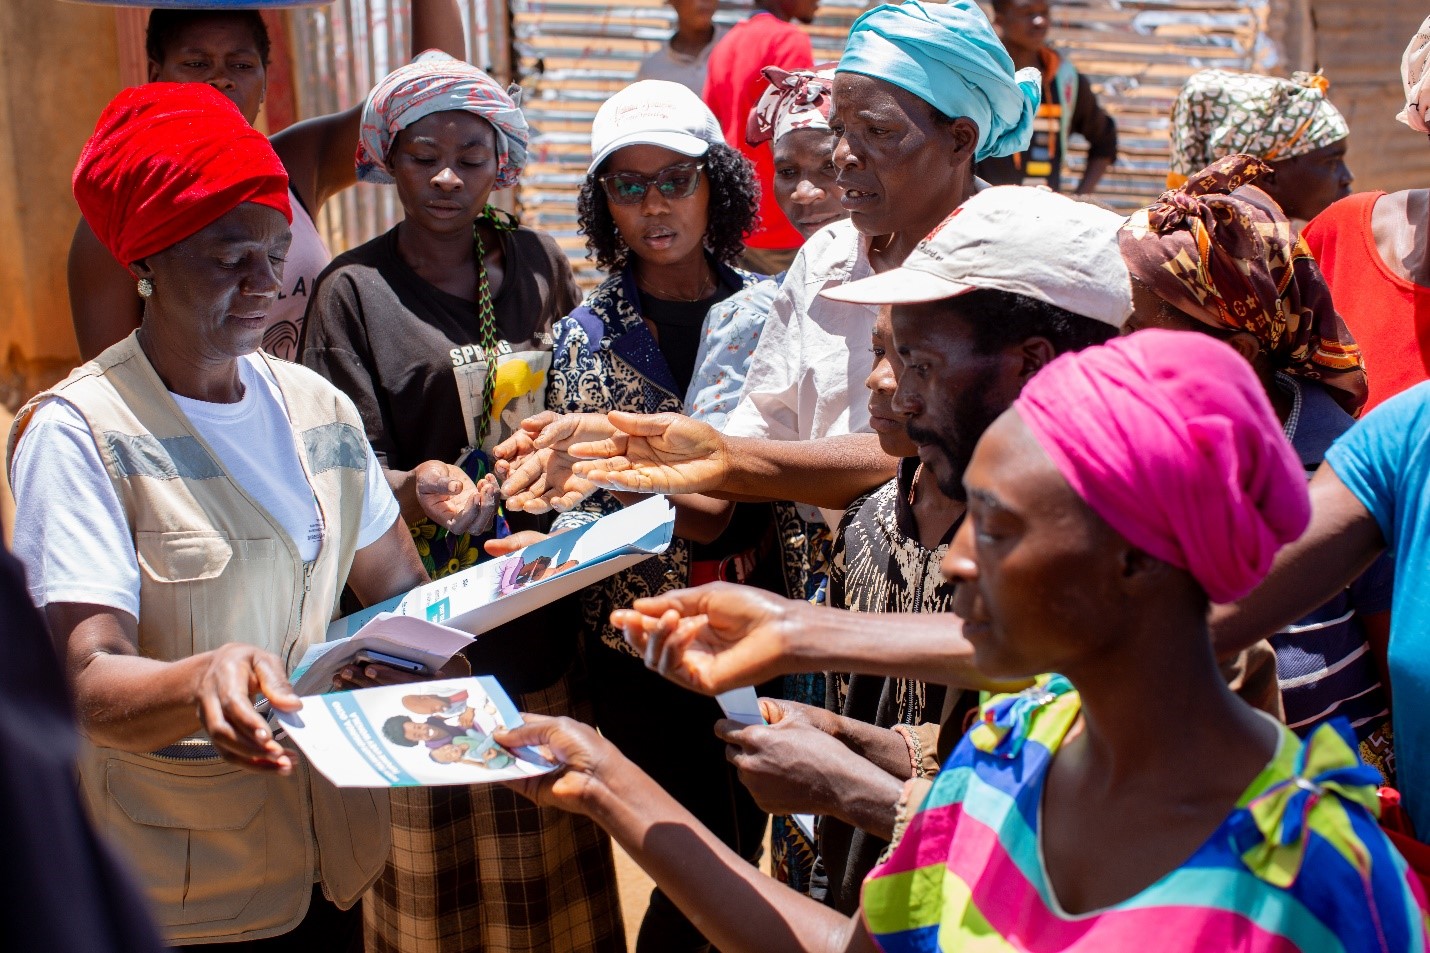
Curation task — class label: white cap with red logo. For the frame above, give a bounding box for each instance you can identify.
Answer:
[588,80,727,174]
[821,186,1133,328]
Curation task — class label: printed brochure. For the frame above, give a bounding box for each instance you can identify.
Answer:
[278,676,553,787]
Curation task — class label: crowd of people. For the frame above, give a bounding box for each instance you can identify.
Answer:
[9,1,1430,951]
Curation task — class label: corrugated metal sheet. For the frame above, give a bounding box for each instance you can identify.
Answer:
[287,0,507,254]
[1035,0,1265,209]
[283,0,1424,275]
[1309,0,1426,195]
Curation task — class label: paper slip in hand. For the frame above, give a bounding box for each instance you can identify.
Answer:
[289,614,474,697]
[716,687,765,726]
[278,676,553,788]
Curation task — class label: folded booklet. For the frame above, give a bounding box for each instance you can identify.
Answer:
[278,676,553,787]
[289,614,475,697]
[325,495,676,642]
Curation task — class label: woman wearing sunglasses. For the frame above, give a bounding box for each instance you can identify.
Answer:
[545,79,810,952]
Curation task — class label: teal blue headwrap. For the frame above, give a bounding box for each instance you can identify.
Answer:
[838,0,1041,162]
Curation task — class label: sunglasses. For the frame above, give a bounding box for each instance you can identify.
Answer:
[597,162,705,206]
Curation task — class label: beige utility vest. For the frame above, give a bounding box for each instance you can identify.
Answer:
[9,333,390,944]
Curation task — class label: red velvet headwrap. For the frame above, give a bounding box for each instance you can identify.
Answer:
[73,83,291,273]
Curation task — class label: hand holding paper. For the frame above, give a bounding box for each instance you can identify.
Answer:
[278,676,552,788]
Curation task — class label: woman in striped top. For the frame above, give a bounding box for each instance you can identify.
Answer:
[493,294,1427,951]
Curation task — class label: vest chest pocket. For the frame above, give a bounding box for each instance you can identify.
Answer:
[135,532,281,658]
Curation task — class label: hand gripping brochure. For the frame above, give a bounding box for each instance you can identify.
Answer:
[278,676,554,787]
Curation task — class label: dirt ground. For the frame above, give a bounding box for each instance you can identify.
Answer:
[613,821,772,951]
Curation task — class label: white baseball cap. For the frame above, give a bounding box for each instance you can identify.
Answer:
[588,80,727,174]
[821,186,1133,328]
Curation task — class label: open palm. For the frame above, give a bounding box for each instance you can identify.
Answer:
[570,411,732,496]
[497,412,615,512]
[610,583,796,695]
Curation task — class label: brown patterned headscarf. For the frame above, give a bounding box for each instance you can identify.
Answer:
[1120,154,1368,415]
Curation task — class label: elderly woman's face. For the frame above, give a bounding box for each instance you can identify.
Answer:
[601,144,711,271]
[388,111,500,236]
[148,15,267,125]
[942,410,1127,680]
[830,74,973,239]
[133,202,291,359]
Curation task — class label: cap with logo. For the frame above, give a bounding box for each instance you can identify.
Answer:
[821,186,1133,328]
[588,80,727,175]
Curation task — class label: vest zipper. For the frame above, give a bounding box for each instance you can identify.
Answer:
[148,738,223,764]
[288,560,316,672]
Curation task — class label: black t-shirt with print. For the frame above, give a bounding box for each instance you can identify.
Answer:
[301,224,584,693]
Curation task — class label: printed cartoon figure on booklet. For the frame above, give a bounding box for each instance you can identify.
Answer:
[384,690,517,771]
[497,553,579,596]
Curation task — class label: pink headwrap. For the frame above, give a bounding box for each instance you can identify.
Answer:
[1013,329,1309,604]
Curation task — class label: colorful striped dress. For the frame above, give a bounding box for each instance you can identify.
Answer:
[862,677,1429,952]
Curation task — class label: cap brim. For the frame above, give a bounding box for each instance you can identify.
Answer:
[588,131,711,174]
[819,267,975,305]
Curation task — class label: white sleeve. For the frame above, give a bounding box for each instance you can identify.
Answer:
[355,438,401,549]
[723,268,805,441]
[10,399,141,617]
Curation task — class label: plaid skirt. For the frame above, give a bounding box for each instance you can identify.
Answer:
[363,670,626,952]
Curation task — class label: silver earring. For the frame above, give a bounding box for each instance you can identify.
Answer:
[137,277,153,298]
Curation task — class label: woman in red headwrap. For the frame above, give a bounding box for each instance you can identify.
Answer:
[66,1,465,363]
[8,83,476,951]
[1120,154,1397,787]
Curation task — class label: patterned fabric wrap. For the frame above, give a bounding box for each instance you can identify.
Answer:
[1014,330,1309,604]
[357,50,529,189]
[746,65,838,147]
[1120,154,1368,415]
[363,672,625,952]
[838,1,1040,162]
[861,679,1430,953]
[73,83,291,271]
[1399,17,1430,133]
[1168,69,1348,186]
[547,264,810,654]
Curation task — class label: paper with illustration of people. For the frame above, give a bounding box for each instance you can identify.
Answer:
[325,495,676,641]
[278,676,554,787]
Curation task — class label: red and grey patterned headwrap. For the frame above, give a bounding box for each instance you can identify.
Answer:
[1120,154,1368,416]
[357,50,529,189]
[745,65,838,147]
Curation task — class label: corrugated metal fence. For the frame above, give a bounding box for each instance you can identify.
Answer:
[286,0,1386,276]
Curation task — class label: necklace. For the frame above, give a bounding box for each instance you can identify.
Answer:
[639,268,716,302]
[470,206,517,449]
[906,461,924,508]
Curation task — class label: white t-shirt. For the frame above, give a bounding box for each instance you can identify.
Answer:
[725,218,878,526]
[12,353,399,618]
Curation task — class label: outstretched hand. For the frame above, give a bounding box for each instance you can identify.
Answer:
[568,411,732,496]
[610,583,799,695]
[414,461,499,536]
[494,412,614,513]
[494,713,627,815]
